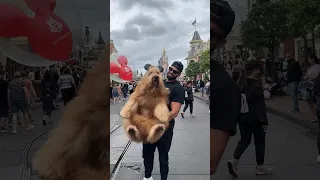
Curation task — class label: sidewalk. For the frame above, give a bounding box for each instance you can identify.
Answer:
[194,92,318,133]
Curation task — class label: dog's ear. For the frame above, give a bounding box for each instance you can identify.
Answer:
[157,65,164,72]
[144,64,151,71]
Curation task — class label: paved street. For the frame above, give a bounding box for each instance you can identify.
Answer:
[112,98,210,180]
[0,102,63,180]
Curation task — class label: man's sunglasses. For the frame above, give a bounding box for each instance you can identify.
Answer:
[169,67,180,74]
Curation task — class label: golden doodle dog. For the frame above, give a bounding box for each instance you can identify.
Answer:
[120,64,170,144]
[32,47,110,180]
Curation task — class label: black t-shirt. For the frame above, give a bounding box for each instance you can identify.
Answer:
[210,60,240,136]
[0,79,8,106]
[164,80,185,126]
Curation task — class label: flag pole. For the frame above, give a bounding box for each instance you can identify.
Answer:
[195,17,197,31]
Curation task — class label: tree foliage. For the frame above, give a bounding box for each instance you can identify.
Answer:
[185,62,200,79]
[285,0,320,38]
[198,50,210,74]
[240,1,289,49]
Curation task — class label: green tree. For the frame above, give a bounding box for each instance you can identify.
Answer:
[185,62,200,80]
[240,1,289,53]
[285,0,320,67]
[199,50,210,76]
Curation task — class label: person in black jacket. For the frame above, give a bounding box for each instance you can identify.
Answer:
[227,60,272,177]
[286,54,302,113]
[181,81,194,118]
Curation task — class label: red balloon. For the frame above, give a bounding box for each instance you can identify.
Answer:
[0,4,30,37]
[119,65,133,81]
[27,13,73,61]
[110,62,120,73]
[25,0,56,15]
[117,55,128,66]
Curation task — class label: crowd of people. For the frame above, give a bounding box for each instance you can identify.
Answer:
[0,66,87,134]
[110,82,137,104]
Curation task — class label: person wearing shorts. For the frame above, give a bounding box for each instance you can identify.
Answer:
[112,85,119,104]
[8,72,32,134]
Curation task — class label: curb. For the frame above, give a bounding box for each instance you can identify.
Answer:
[266,107,318,133]
[193,95,209,103]
[194,95,318,133]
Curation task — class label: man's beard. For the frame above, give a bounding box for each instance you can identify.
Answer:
[167,74,176,81]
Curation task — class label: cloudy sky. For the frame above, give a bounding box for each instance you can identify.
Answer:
[110,0,210,73]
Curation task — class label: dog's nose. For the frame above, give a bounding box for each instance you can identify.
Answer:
[153,76,159,81]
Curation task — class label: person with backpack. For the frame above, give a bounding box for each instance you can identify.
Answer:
[227,60,272,177]
[181,81,194,118]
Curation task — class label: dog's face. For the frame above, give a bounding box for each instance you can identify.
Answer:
[139,66,166,93]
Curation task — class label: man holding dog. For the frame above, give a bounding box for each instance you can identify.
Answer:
[143,61,185,180]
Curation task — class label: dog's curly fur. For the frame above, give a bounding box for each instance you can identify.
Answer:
[32,48,110,180]
[120,66,170,144]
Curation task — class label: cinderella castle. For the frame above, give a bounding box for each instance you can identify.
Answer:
[158,47,169,80]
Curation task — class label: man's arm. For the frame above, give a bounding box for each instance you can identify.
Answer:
[210,62,239,175]
[168,86,185,120]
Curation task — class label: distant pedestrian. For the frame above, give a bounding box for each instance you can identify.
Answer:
[41,89,55,126]
[312,72,320,163]
[286,53,302,113]
[303,55,320,123]
[0,69,9,132]
[227,60,272,177]
[57,67,77,105]
[128,82,134,95]
[112,84,120,104]
[21,71,37,125]
[8,71,32,134]
[181,81,194,118]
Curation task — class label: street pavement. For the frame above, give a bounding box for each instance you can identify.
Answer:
[0,102,64,180]
[211,112,320,180]
[112,98,210,180]
[193,92,320,179]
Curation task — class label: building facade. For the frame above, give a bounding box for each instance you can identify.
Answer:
[185,30,210,80]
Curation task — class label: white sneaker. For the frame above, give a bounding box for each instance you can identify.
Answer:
[190,114,196,117]
[317,155,320,163]
[143,177,153,180]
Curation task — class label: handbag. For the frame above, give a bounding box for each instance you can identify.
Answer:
[302,66,314,90]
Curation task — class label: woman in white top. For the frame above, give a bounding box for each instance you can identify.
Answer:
[304,55,320,122]
[57,67,77,105]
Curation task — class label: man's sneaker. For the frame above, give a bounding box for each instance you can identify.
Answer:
[317,155,320,163]
[255,165,272,175]
[227,159,238,177]
[143,177,153,180]
[190,114,196,117]
[30,120,35,125]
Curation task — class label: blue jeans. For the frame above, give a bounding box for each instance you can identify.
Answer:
[289,82,299,111]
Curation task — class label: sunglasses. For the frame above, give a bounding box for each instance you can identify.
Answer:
[169,67,180,74]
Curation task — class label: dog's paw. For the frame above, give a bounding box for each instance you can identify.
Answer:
[120,109,130,119]
[125,125,141,142]
[147,124,165,143]
[154,104,170,122]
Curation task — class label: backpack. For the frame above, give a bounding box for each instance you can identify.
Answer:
[240,83,249,113]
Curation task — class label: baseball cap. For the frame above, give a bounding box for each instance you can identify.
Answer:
[171,61,183,73]
[211,0,235,38]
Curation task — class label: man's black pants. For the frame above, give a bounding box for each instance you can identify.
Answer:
[183,100,193,114]
[233,120,266,165]
[143,122,174,180]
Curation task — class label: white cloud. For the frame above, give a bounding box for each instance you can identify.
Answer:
[111,0,210,73]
